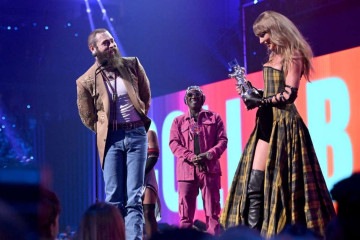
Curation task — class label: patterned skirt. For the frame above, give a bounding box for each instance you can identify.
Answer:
[220,106,336,238]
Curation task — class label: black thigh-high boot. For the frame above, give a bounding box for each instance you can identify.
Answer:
[247,169,265,231]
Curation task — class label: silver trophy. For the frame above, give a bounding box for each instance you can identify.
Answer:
[228,59,262,109]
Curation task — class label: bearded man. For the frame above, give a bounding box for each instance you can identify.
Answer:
[76,28,151,240]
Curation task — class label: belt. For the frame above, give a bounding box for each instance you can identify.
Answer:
[112,120,144,131]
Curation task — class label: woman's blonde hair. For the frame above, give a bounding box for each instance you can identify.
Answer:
[253,11,313,80]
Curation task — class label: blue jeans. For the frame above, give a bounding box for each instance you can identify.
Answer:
[103,126,147,240]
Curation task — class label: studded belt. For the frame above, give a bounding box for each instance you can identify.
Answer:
[112,120,144,131]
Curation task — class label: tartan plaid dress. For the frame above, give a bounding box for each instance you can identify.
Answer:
[220,67,336,238]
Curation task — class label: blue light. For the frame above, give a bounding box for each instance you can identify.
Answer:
[45,26,49,30]
[7,26,11,30]
[67,22,71,27]
[27,105,31,109]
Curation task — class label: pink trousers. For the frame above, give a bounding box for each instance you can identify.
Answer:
[178,168,221,235]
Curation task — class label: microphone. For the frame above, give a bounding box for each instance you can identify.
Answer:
[95,60,108,75]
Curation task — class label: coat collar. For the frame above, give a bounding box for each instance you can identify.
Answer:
[184,108,207,120]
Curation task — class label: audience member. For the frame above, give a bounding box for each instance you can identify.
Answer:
[38,187,61,240]
[0,168,43,239]
[270,224,322,240]
[149,227,213,240]
[76,202,125,240]
[217,225,263,240]
[0,199,27,240]
[326,172,360,240]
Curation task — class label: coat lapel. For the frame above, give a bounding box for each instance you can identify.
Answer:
[96,74,109,120]
[90,63,110,121]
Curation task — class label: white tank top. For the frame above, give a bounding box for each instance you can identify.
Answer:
[104,73,140,123]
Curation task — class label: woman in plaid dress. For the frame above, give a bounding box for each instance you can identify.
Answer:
[220,11,335,238]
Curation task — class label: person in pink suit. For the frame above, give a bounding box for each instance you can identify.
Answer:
[169,85,228,235]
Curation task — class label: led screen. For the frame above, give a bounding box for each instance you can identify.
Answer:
[147,46,360,224]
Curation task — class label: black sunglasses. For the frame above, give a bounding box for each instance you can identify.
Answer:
[186,92,202,98]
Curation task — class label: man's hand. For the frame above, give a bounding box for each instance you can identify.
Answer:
[192,155,203,166]
[199,152,210,160]
[192,153,209,172]
[198,162,207,172]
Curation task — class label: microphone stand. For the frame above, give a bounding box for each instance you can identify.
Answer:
[94,69,99,203]
[94,63,105,203]
[95,129,99,203]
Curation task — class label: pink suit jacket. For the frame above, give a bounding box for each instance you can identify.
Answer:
[169,109,228,181]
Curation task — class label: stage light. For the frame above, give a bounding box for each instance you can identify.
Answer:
[84,0,95,30]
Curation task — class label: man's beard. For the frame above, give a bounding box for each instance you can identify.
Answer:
[96,48,123,70]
